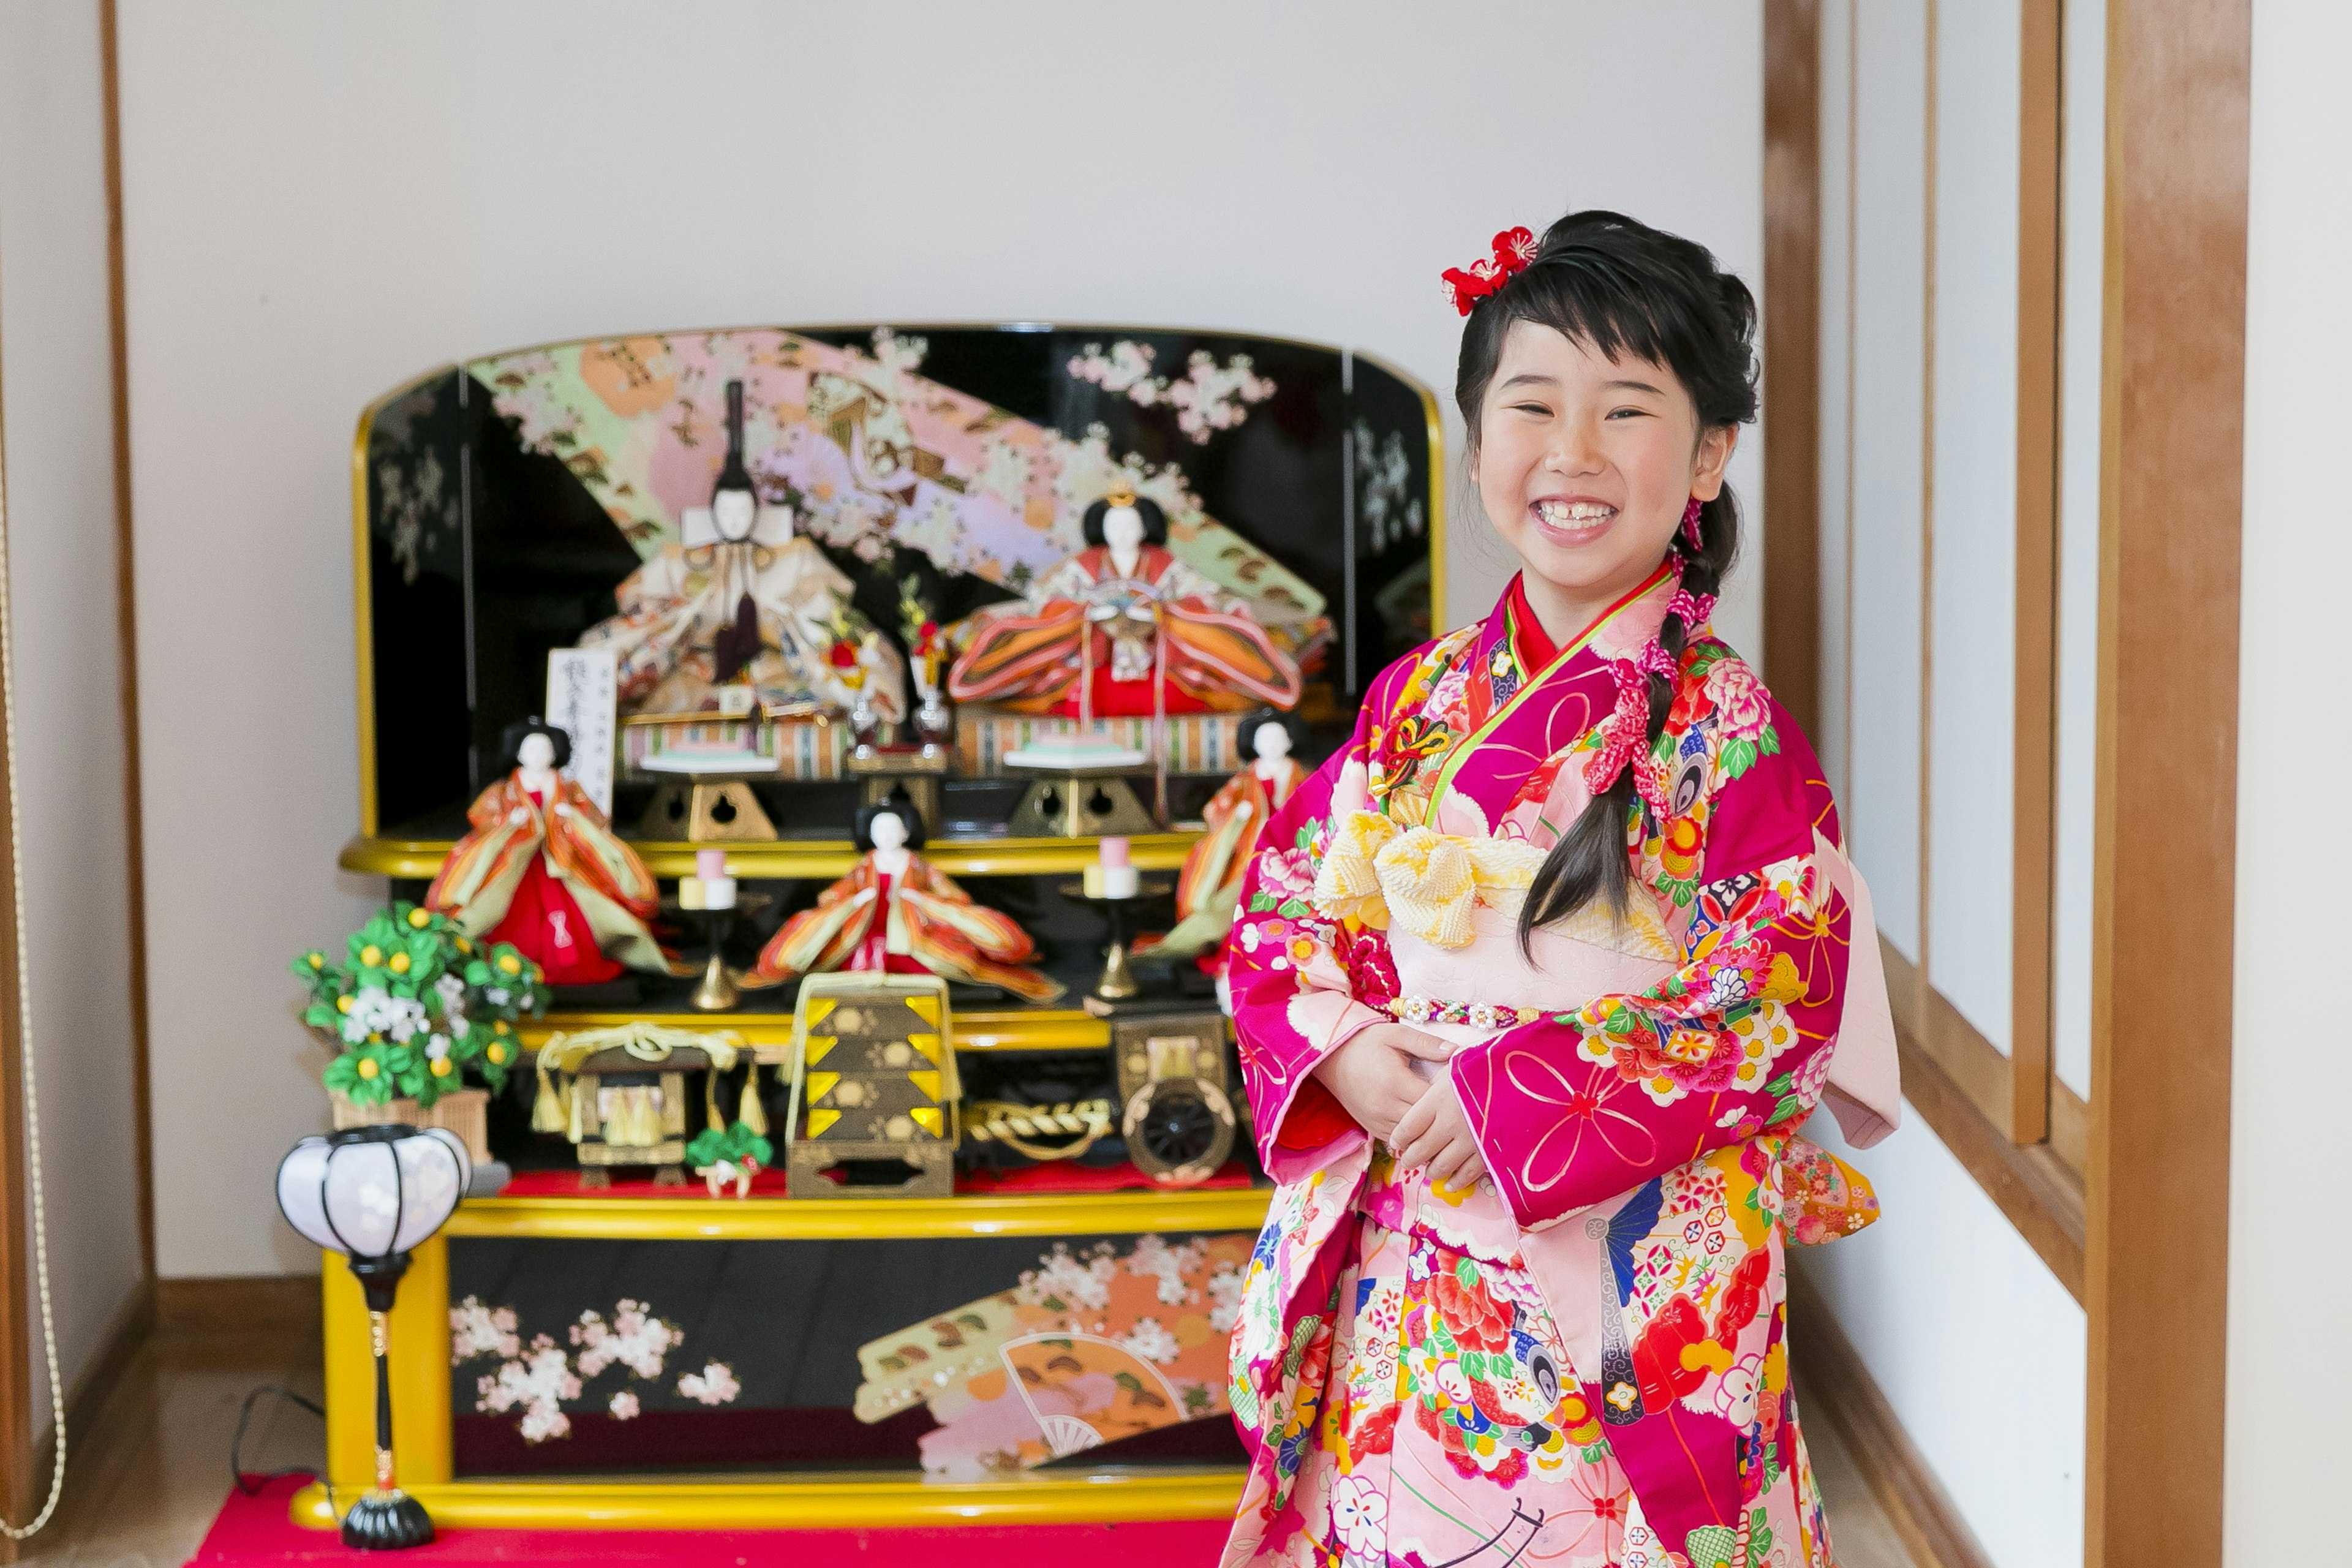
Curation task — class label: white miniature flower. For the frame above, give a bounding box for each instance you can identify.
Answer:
[608,1390,640,1421]
[424,1035,450,1061]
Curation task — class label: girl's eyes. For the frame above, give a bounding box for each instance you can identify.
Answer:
[1607,407,1651,420]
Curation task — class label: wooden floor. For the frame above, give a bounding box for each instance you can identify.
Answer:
[10,1317,1917,1567]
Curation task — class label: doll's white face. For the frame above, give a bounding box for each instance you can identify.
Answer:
[1102,505,1145,557]
[869,811,910,852]
[517,733,557,771]
[1252,721,1292,763]
[712,489,756,541]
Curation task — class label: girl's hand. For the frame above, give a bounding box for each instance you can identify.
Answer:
[1391,1077,1487,1189]
[1311,1023,1453,1144]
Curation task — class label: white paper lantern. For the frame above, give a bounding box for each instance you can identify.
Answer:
[276,1126,470,1261]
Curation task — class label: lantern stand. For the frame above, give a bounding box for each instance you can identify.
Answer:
[275,1123,469,1551]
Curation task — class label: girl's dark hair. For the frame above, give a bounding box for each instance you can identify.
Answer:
[853,786,928,853]
[499,717,573,771]
[1240,706,1313,764]
[1081,492,1169,548]
[1453,211,1758,946]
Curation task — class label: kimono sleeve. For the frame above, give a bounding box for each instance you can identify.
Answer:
[1227,671,1410,1185]
[1447,695,1854,1230]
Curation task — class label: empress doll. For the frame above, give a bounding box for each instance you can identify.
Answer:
[741,792,1063,1003]
[946,489,1302,719]
[426,720,672,984]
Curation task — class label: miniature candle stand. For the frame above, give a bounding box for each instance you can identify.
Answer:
[1060,854,1174,1003]
[663,869,769,1013]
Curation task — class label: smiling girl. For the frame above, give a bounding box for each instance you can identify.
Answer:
[1220,213,1902,1568]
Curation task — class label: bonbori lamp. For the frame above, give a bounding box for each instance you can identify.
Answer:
[275,1125,470,1550]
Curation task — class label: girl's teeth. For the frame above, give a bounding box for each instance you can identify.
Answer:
[1536,501,1613,525]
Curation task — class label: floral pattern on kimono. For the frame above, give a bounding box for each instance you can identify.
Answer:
[1221,571,1891,1568]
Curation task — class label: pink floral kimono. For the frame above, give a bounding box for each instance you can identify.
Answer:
[1223,568,1901,1568]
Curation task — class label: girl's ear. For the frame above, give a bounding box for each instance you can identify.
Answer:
[1691,424,1739,501]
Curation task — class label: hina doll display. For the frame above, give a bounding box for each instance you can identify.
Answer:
[576,380,903,725]
[1221,213,1902,1568]
[742,792,1064,1003]
[1134,709,1311,993]
[946,489,1302,718]
[426,720,673,984]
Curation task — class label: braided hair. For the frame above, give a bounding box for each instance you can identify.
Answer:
[1450,211,1758,944]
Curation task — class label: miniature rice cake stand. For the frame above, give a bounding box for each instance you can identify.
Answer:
[783,972,959,1198]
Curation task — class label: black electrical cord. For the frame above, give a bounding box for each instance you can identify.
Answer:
[228,1384,326,1498]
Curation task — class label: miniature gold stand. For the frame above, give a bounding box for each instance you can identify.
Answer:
[638,777,778,842]
[1006,771,1157,837]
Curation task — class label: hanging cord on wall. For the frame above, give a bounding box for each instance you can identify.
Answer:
[0,481,68,1541]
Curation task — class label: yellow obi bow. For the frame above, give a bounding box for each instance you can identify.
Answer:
[1310,810,1548,949]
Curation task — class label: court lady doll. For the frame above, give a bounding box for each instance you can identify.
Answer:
[426,719,671,984]
[742,790,1064,1003]
[1136,707,1313,1003]
[1220,213,1902,1568]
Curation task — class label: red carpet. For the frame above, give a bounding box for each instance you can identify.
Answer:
[190,1477,1229,1565]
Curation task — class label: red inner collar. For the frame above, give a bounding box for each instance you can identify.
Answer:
[1504,573,1558,670]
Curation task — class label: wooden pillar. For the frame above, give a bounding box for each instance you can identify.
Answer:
[2085,1,2250,1563]
[1762,0,1821,735]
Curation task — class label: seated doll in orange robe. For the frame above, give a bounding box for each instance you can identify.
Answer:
[741,791,1063,1003]
[946,490,1303,719]
[426,719,673,985]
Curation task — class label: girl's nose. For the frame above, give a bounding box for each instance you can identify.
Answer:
[1548,417,1604,475]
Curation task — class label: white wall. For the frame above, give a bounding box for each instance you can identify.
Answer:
[116,0,1768,1278]
[1797,1109,2086,1568]
[0,0,148,1434]
[2225,1,2352,1558]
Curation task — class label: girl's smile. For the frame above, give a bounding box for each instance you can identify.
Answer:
[1528,495,1622,549]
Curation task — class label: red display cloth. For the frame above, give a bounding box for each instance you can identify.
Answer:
[191,1476,1230,1564]
[493,1161,1257,1201]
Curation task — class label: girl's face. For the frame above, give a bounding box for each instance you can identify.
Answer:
[1473,320,1735,616]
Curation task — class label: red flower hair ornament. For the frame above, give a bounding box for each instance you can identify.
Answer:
[1442,226,1539,315]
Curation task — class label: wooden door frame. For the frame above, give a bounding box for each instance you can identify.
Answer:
[1766,2,2246,1562]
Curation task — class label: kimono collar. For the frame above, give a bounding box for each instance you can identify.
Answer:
[1430,562,1680,810]
[1502,573,1559,671]
[1494,565,1681,669]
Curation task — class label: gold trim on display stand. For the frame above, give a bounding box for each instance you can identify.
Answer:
[288,1469,1245,1532]
[519,1009,1111,1057]
[340,830,1205,881]
[445,1185,1271,1243]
